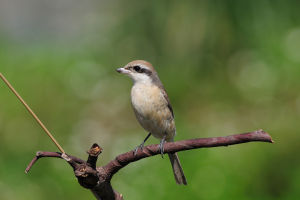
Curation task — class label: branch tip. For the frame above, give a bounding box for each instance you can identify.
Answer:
[88,143,102,157]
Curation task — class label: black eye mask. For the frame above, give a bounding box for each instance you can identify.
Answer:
[133,66,152,76]
[133,65,141,72]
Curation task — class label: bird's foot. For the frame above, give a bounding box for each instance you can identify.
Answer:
[159,136,166,158]
[134,142,145,156]
[133,132,152,156]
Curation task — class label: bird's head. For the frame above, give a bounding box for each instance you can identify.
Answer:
[116,60,159,84]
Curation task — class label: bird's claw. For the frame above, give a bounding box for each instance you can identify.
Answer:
[134,143,145,156]
[159,138,166,158]
[133,132,152,156]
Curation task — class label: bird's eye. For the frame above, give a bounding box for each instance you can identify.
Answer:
[133,65,141,72]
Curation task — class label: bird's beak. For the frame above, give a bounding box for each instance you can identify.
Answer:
[116,67,130,74]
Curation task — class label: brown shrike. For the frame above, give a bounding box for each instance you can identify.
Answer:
[116,60,187,185]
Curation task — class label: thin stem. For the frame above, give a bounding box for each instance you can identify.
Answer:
[0,73,65,153]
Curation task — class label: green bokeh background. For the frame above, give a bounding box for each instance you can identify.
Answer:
[0,0,299,199]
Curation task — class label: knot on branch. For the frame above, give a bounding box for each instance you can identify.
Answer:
[75,164,99,189]
[75,144,102,189]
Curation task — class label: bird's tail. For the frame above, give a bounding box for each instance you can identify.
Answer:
[168,153,187,185]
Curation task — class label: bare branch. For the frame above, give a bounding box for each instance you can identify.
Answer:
[103,129,272,178]
[25,129,272,200]
[25,151,85,173]
[25,152,62,173]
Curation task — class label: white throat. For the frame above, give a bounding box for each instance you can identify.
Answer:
[130,73,152,85]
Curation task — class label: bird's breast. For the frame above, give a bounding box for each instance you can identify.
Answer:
[131,84,164,117]
[131,83,175,140]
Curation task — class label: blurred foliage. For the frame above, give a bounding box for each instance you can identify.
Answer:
[0,0,300,199]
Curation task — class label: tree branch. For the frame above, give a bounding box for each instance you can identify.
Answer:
[25,129,273,200]
[103,129,272,178]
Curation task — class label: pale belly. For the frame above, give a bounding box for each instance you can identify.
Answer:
[131,84,175,141]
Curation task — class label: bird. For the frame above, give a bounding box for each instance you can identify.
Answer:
[116,60,187,185]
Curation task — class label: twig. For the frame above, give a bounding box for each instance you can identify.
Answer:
[87,143,103,169]
[25,129,272,200]
[0,73,65,153]
[25,152,85,173]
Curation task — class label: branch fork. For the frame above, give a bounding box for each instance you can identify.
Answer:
[25,129,273,200]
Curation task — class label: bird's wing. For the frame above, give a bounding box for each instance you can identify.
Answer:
[152,75,175,118]
[161,86,174,118]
